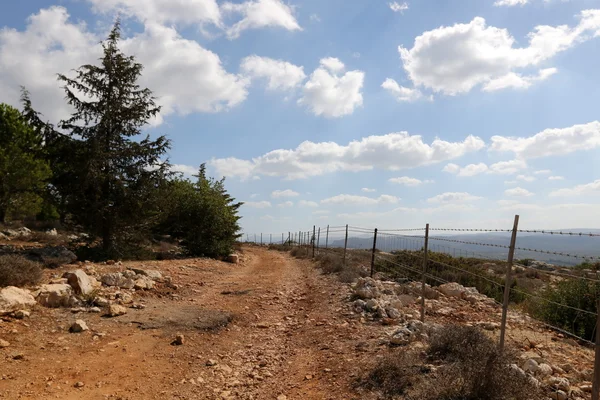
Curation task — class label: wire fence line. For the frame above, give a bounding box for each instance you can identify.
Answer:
[241,216,600,399]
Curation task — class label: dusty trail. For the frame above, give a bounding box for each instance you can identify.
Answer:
[0,247,373,400]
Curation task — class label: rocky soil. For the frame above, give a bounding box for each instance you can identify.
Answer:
[0,246,596,399]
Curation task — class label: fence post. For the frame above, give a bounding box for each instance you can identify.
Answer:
[270,234,272,244]
[316,227,320,256]
[325,225,329,249]
[370,228,378,277]
[499,214,520,351]
[420,223,430,322]
[312,226,316,258]
[307,231,310,256]
[593,298,600,400]
[261,233,263,246]
[343,224,349,266]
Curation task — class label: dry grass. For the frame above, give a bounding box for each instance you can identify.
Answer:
[0,254,42,287]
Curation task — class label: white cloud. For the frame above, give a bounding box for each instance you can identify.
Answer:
[427,192,483,204]
[299,200,319,207]
[483,68,557,92]
[548,176,565,181]
[490,121,600,159]
[534,169,552,175]
[494,0,529,7]
[240,55,306,91]
[443,159,527,177]
[277,201,294,208]
[211,132,485,180]
[87,0,221,27]
[504,187,534,197]
[398,12,600,95]
[389,2,409,13]
[271,189,300,198]
[381,78,427,102]
[550,179,600,196]
[0,7,249,125]
[222,0,301,39]
[250,193,259,198]
[516,174,536,182]
[389,176,433,186]
[299,58,365,118]
[245,201,272,208]
[361,188,377,193]
[321,194,400,206]
[171,164,198,176]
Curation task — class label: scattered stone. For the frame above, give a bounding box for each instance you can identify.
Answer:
[523,359,540,374]
[64,270,96,295]
[107,304,127,317]
[46,228,58,236]
[134,276,155,290]
[172,334,184,346]
[12,353,24,360]
[227,254,239,264]
[13,310,30,319]
[35,284,76,308]
[122,270,136,279]
[74,381,84,388]
[89,307,101,313]
[438,282,468,299]
[101,273,135,289]
[550,390,568,400]
[0,287,36,315]
[28,246,77,266]
[131,269,163,281]
[353,277,380,300]
[70,320,89,333]
[537,363,553,378]
[0,339,10,348]
[277,395,287,400]
[93,297,109,307]
[390,327,413,346]
[206,359,218,366]
[549,376,570,392]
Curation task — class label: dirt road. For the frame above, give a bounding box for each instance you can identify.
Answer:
[0,247,377,400]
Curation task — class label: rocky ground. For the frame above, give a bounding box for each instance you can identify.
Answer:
[0,245,596,399]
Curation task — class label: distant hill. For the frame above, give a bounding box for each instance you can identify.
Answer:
[329,231,600,266]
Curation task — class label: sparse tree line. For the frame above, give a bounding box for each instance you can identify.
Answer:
[0,22,242,259]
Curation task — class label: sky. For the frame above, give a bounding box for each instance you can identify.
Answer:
[1,0,600,236]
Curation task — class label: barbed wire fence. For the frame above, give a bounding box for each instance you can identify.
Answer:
[241,215,600,399]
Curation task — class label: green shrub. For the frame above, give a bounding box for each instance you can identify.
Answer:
[0,254,42,287]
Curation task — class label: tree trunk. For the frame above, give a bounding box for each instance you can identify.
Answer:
[0,207,6,224]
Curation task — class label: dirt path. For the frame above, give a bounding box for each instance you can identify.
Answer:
[0,247,376,400]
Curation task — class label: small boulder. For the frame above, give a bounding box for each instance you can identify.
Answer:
[390,327,413,346]
[537,363,553,378]
[172,334,184,345]
[13,310,30,319]
[549,377,571,392]
[101,273,135,289]
[227,254,239,264]
[131,268,163,281]
[0,339,10,348]
[0,287,36,315]
[35,284,75,308]
[438,282,467,299]
[353,277,380,300]
[107,304,127,317]
[64,270,95,295]
[46,228,58,236]
[523,359,539,374]
[134,276,155,290]
[70,320,89,333]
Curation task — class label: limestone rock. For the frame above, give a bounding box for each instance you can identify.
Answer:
[537,363,553,378]
[101,273,135,289]
[13,310,30,319]
[70,319,89,333]
[549,376,570,392]
[0,339,9,348]
[227,254,239,264]
[0,287,36,315]
[35,284,75,308]
[64,270,95,295]
[390,327,413,346]
[134,276,155,290]
[438,282,467,299]
[523,359,540,374]
[172,334,184,345]
[353,278,380,300]
[107,304,127,317]
[131,268,163,281]
[46,228,58,236]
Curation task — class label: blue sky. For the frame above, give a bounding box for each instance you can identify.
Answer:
[1,0,600,235]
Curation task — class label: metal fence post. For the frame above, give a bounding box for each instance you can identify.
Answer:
[261,233,263,246]
[282,233,284,245]
[500,215,520,351]
[325,225,329,249]
[316,227,320,256]
[343,224,349,266]
[592,299,600,400]
[370,228,378,277]
[270,234,272,244]
[312,226,316,258]
[420,223,429,322]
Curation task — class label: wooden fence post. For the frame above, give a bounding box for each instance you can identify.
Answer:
[370,228,378,277]
[343,224,349,266]
[420,223,429,322]
[592,299,600,400]
[325,225,329,249]
[499,215,520,351]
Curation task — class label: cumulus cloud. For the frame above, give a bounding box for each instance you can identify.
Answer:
[494,0,529,7]
[299,200,319,207]
[210,132,485,180]
[171,164,198,176]
[0,7,249,125]
[490,121,600,159]
[427,192,483,204]
[550,179,600,196]
[398,11,600,95]
[321,194,399,206]
[442,160,527,176]
[516,174,536,182]
[504,187,534,197]
[381,78,428,102]
[245,201,272,208]
[548,176,565,181]
[299,58,365,118]
[361,188,377,193]
[222,0,301,39]
[277,201,294,208]
[240,55,306,91]
[87,0,221,27]
[389,176,433,186]
[389,2,409,13]
[271,189,300,198]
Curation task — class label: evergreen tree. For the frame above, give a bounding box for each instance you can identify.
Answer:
[58,21,170,254]
[0,103,51,223]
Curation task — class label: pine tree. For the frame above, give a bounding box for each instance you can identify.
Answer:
[0,103,51,222]
[58,21,170,255]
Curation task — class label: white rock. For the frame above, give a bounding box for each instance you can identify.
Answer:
[537,363,553,378]
[438,282,467,299]
[70,319,89,333]
[131,269,163,281]
[549,376,570,392]
[390,327,413,346]
[353,278,380,300]
[0,287,36,315]
[46,228,58,236]
[108,304,127,317]
[523,359,539,374]
[35,284,75,308]
[550,390,568,400]
[64,270,96,295]
[101,273,135,289]
[134,276,155,290]
[227,254,239,264]
[13,310,30,319]
[0,339,10,348]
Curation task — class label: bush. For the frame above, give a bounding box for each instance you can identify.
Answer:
[361,351,425,397]
[317,253,344,274]
[0,254,42,287]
